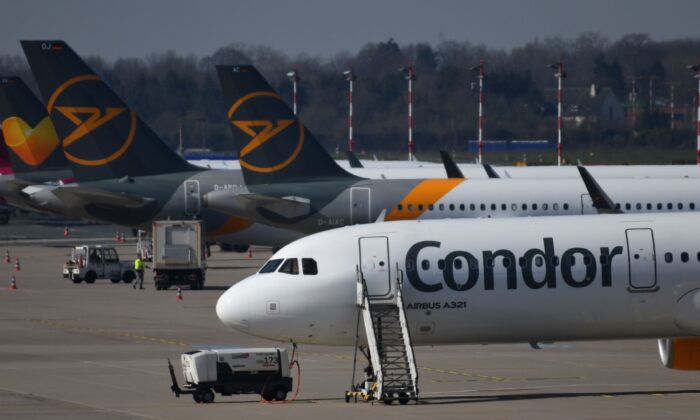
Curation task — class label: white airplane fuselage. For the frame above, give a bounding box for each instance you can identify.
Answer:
[217,214,700,346]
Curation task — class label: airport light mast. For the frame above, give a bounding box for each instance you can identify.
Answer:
[400,65,417,161]
[549,62,567,166]
[343,67,357,152]
[286,68,300,116]
[471,60,486,163]
[688,64,700,165]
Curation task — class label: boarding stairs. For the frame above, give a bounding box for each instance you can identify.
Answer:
[350,265,418,404]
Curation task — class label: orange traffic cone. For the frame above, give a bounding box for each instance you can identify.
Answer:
[247,248,253,259]
[115,231,120,242]
[64,225,70,237]
[14,258,20,272]
[4,250,9,264]
[9,276,16,290]
[176,287,183,301]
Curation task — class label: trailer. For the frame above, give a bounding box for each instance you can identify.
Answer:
[152,220,205,290]
[168,347,294,403]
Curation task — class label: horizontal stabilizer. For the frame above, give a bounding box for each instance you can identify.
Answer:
[26,184,154,209]
[203,190,311,224]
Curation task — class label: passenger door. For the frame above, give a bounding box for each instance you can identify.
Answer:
[350,187,371,225]
[184,180,201,216]
[358,236,392,298]
[625,228,658,290]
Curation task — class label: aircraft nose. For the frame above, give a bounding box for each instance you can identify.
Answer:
[216,282,250,333]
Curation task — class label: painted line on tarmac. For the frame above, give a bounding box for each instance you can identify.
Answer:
[29,319,187,347]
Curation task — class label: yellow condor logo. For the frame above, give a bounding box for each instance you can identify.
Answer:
[1,116,60,166]
[227,91,304,173]
[47,74,136,166]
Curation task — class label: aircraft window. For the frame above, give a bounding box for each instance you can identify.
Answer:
[428,204,434,211]
[449,204,454,211]
[534,256,543,267]
[480,204,486,211]
[552,256,559,266]
[418,204,424,211]
[615,203,621,210]
[518,257,527,268]
[646,203,652,210]
[421,260,430,270]
[664,253,673,263]
[667,203,672,210]
[454,259,463,269]
[511,203,517,211]
[260,259,284,273]
[542,203,548,211]
[461,204,467,211]
[522,203,528,211]
[502,258,511,268]
[600,255,608,265]
[697,252,700,261]
[439,204,445,211]
[553,203,559,211]
[279,258,299,275]
[532,203,538,211]
[583,255,593,266]
[491,203,496,211]
[469,258,479,269]
[679,203,684,210]
[408,204,414,211]
[302,258,318,275]
[397,204,403,211]
[635,203,641,210]
[625,203,631,210]
[691,203,696,210]
[568,255,576,266]
[438,259,445,270]
[485,258,494,268]
[681,252,689,263]
[563,203,569,210]
[501,204,506,211]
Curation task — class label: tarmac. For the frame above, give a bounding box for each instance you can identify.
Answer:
[1,218,699,419]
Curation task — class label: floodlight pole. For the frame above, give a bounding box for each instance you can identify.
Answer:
[400,65,417,161]
[344,67,357,152]
[471,60,486,163]
[690,65,700,165]
[287,68,300,116]
[549,62,566,166]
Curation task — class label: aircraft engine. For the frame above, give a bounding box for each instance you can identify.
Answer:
[658,338,700,370]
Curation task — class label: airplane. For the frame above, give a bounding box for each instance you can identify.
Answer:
[206,65,700,235]
[216,212,700,401]
[0,76,77,214]
[20,40,302,250]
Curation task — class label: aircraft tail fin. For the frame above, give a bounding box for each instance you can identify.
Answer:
[346,150,363,168]
[216,65,358,185]
[20,40,196,182]
[0,76,71,180]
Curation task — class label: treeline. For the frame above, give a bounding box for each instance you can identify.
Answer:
[1,33,700,157]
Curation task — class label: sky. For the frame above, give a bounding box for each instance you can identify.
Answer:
[1,0,699,60]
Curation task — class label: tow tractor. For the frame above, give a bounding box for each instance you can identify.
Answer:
[63,245,137,284]
[168,346,298,403]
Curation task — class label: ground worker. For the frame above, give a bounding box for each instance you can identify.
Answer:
[133,254,145,290]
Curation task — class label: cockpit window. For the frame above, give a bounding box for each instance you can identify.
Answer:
[259,259,283,273]
[302,258,318,275]
[279,258,299,275]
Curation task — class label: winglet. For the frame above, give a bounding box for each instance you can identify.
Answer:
[439,150,464,179]
[483,163,500,179]
[346,150,363,168]
[374,208,386,223]
[577,166,623,214]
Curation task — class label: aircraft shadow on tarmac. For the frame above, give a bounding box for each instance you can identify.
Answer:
[416,389,700,405]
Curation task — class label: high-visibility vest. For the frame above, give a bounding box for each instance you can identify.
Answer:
[134,258,144,270]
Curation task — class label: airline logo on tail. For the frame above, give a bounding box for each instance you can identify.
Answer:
[227,91,304,173]
[46,75,136,166]
[1,116,60,166]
